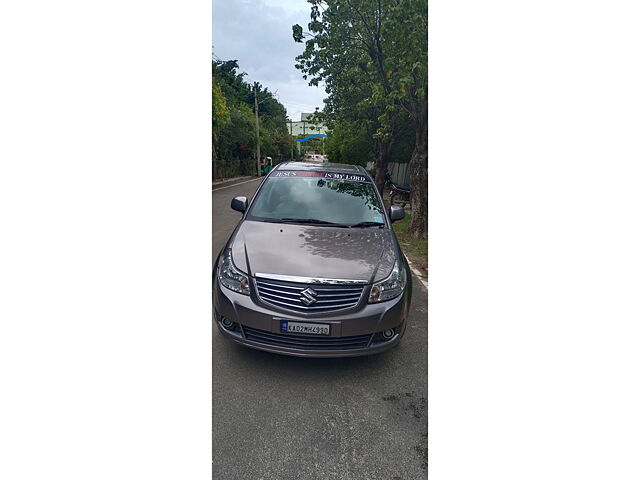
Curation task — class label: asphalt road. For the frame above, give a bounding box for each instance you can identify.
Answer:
[213,178,428,480]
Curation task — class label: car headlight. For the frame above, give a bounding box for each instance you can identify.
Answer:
[368,260,406,303]
[218,248,250,295]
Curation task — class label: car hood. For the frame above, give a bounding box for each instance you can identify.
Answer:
[229,220,398,283]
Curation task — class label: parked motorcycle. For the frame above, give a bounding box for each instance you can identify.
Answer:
[384,172,410,208]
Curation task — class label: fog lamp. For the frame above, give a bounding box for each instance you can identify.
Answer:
[382,329,394,339]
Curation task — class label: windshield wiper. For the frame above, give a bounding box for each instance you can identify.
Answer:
[278,218,349,227]
[348,221,385,228]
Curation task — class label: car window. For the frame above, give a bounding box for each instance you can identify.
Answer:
[247,175,385,225]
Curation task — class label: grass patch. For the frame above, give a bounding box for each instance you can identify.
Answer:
[392,211,428,277]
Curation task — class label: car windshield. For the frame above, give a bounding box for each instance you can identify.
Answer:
[247,175,385,226]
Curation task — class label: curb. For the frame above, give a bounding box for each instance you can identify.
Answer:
[212,176,256,190]
[405,256,428,290]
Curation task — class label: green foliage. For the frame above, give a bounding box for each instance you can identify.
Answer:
[293,0,428,236]
[388,113,415,164]
[212,56,291,179]
[392,211,428,258]
[325,121,374,166]
[293,1,426,170]
[212,77,230,130]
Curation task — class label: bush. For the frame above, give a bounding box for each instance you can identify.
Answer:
[213,157,255,180]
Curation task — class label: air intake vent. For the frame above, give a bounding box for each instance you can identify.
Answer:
[243,326,372,350]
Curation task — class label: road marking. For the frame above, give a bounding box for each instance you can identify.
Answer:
[212,177,261,191]
[405,257,428,290]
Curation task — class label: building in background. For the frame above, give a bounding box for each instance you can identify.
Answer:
[288,112,328,158]
[288,112,328,136]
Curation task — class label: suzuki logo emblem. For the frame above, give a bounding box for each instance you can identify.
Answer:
[300,288,318,306]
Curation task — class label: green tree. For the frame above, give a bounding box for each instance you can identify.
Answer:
[384,0,427,238]
[212,77,230,166]
[293,0,427,238]
[293,1,403,192]
[212,56,291,178]
[325,121,374,167]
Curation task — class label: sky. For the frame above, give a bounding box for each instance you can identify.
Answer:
[212,0,328,122]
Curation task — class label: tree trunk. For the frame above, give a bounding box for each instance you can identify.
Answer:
[408,107,427,239]
[374,141,390,194]
[211,140,218,181]
[212,134,218,181]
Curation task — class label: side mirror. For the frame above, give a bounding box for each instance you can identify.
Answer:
[389,205,404,222]
[231,196,247,213]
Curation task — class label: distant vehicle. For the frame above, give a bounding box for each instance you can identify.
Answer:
[304,153,327,164]
[260,157,273,175]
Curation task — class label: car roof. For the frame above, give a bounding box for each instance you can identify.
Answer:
[275,161,367,175]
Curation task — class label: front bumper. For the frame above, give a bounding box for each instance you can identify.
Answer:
[213,276,411,358]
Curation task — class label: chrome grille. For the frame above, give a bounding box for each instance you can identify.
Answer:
[255,277,364,313]
[243,326,372,351]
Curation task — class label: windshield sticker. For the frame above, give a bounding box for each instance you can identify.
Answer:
[272,171,369,182]
[374,216,383,223]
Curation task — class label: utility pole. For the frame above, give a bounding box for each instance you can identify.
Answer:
[302,120,306,158]
[289,119,294,161]
[253,83,261,176]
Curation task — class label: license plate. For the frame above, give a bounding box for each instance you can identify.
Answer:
[280,320,330,336]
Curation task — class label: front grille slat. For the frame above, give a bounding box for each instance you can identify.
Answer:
[312,291,363,298]
[243,326,371,351]
[259,291,302,302]
[312,287,364,292]
[315,296,362,304]
[255,276,365,314]
[254,281,306,291]
[256,285,301,297]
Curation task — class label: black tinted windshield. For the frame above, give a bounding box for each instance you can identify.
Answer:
[247,173,385,226]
